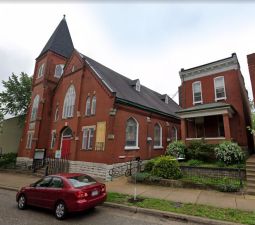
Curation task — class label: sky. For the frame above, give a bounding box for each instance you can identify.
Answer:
[1,2,255,105]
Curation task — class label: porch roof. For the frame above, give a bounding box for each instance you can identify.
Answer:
[176,102,235,119]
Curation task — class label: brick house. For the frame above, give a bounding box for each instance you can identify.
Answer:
[17,17,180,179]
[177,53,254,153]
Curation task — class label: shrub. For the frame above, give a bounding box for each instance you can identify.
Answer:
[214,141,244,165]
[0,153,17,167]
[186,140,216,162]
[144,157,160,172]
[151,156,182,179]
[166,141,186,159]
[186,159,203,166]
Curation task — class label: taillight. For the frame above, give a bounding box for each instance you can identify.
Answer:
[75,191,88,199]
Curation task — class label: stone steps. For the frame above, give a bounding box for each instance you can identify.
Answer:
[246,155,255,195]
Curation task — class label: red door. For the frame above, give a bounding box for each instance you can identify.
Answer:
[61,137,71,159]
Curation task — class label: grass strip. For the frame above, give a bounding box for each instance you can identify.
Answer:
[107,192,255,225]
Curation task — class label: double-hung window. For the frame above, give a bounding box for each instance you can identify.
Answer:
[214,76,226,101]
[192,81,202,105]
[82,127,95,150]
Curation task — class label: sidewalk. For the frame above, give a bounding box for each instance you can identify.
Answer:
[0,171,254,212]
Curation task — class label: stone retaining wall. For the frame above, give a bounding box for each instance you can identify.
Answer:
[180,166,246,180]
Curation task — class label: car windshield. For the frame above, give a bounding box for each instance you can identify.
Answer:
[68,175,97,188]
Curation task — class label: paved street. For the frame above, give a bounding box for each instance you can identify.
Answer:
[0,189,198,225]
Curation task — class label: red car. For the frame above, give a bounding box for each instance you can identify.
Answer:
[16,173,107,219]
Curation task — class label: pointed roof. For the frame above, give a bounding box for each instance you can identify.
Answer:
[37,15,74,59]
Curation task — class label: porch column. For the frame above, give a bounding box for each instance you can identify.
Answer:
[181,119,187,142]
[223,114,231,140]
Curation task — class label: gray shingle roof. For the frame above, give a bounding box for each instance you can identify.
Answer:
[37,17,74,59]
[80,53,180,119]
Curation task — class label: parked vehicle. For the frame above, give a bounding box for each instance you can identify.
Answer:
[16,173,107,219]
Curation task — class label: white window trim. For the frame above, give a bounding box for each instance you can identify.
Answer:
[54,107,59,121]
[81,125,96,150]
[85,96,91,116]
[192,81,203,105]
[135,80,140,92]
[91,96,96,115]
[62,85,76,119]
[50,130,56,149]
[172,126,178,141]
[153,123,163,149]
[30,95,40,122]
[125,117,139,150]
[37,63,45,78]
[26,131,34,149]
[214,76,227,101]
[54,64,64,78]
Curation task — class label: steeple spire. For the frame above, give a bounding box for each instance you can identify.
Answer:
[37,16,74,59]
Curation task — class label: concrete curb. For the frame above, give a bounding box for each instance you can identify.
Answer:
[0,185,19,192]
[103,202,243,225]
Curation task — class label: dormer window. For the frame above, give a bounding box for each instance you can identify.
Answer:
[135,80,140,92]
[55,64,64,78]
[165,95,169,104]
[37,63,45,78]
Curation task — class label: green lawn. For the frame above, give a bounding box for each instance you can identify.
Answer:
[107,192,255,225]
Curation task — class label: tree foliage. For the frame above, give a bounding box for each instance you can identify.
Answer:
[0,73,32,125]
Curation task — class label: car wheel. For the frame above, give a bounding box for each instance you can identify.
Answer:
[55,201,67,220]
[18,194,27,210]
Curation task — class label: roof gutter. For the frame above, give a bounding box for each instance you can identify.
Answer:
[115,97,180,120]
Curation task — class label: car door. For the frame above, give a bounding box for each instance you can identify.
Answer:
[29,176,52,207]
[44,177,64,209]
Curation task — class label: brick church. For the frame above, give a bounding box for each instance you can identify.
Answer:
[17,17,181,179]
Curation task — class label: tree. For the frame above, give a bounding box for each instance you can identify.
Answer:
[0,72,32,126]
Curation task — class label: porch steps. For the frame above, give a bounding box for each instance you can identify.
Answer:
[246,155,255,195]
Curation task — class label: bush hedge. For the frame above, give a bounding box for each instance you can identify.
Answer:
[0,153,17,168]
[151,156,182,179]
[186,140,216,162]
[214,141,244,165]
[166,141,186,159]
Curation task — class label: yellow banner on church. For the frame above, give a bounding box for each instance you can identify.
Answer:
[95,121,106,151]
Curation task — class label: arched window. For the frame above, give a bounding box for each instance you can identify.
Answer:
[62,85,76,118]
[125,117,139,148]
[30,95,40,121]
[154,123,162,147]
[91,96,96,115]
[54,107,59,121]
[85,96,91,116]
[172,126,177,141]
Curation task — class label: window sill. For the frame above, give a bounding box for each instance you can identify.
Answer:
[81,149,93,151]
[153,146,163,150]
[193,102,203,105]
[124,146,140,150]
[215,97,226,101]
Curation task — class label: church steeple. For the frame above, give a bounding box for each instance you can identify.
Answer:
[37,15,74,59]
